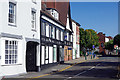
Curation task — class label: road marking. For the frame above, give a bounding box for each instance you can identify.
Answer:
[64,63,100,80]
[30,57,99,79]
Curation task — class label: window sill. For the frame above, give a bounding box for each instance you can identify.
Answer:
[8,23,17,27]
[1,64,22,66]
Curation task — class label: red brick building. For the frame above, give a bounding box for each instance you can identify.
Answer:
[97,32,106,54]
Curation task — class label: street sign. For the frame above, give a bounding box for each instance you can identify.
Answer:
[93,45,95,49]
[68,47,72,50]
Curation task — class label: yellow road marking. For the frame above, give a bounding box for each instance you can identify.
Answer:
[30,57,99,79]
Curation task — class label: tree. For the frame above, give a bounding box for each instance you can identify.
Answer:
[80,28,99,51]
[105,40,114,51]
[79,28,86,50]
[85,29,99,50]
[114,34,120,47]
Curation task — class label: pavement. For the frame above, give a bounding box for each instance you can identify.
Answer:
[8,55,98,79]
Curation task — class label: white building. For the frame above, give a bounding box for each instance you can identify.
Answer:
[72,19,80,59]
[105,37,109,43]
[72,20,76,59]
[0,0,41,77]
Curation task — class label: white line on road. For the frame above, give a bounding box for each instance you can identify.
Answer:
[64,63,101,80]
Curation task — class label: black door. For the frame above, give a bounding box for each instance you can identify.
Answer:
[26,42,37,72]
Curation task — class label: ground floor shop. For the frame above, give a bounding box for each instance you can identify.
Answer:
[41,44,64,69]
[64,46,73,61]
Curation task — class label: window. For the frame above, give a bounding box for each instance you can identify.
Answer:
[56,28,59,40]
[31,11,36,30]
[41,21,46,36]
[51,26,55,39]
[9,2,16,24]
[59,30,61,40]
[49,25,51,38]
[46,23,49,37]
[64,32,67,40]
[5,40,18,64]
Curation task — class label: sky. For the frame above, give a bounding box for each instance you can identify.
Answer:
[70,2,118,37]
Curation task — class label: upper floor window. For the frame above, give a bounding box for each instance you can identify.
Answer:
[47,8,59,20]
[64,32,67,40]
[9,2,16,25]
[46,23,49,37]
[41,21,46,36]
[51,26,55,39]
[31,10,36,30]
[59,30,61,40]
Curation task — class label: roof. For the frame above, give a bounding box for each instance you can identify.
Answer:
[41,10,65,27]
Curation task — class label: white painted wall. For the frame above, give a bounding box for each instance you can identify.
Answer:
[0,0,41,39]
[105,37,109,42]
[72,21,76,59]
[76,44,80,58]
[66,14,71,31]
[0,0,41,76]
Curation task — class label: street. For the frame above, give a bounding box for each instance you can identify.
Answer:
[39,55,119,79]
[2,55,120,80]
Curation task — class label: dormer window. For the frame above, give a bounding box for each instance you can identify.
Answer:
[47,8,59,20]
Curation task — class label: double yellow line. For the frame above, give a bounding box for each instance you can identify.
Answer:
[29,57,99,79]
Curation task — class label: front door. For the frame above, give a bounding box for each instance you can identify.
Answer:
[26,42,37,72]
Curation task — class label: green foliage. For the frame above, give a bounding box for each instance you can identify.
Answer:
[80,28,99,50]
[114,34,120,47]
[80,28,86,49]
[105,40,114,51]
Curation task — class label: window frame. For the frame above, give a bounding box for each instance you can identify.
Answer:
[5,40,18,64]
[31,10,36,30]
[8,2,16,26]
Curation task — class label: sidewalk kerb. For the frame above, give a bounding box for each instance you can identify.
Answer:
[30,57,99,79]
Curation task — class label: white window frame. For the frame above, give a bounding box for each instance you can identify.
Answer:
[1,38,22,65]
[31,10,36,30]
[8,2,16,26]
[5,40,18,64]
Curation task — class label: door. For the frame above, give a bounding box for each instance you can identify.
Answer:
[26,42,37,72]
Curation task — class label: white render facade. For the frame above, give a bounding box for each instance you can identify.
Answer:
[105,37,110,43]
[0,0,41,77]
[72,19,80,59]
[72,21,77,59]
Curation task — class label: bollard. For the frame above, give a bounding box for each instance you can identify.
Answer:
[85,53,87,60]
[91,55,92,59]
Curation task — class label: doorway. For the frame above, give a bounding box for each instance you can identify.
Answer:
[26,41,38,72]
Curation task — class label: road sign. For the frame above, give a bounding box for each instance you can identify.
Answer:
[93,45,95,48]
